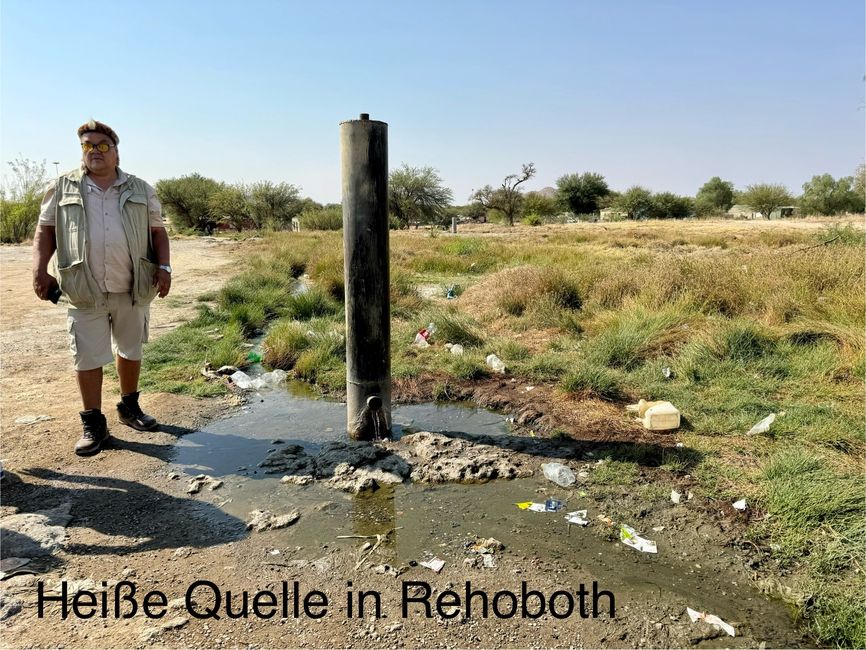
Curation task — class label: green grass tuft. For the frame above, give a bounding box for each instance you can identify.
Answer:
[560,365,623,400]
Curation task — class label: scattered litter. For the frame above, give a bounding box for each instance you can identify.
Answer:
[525,385,535,392]
[446,285,456,300]
[449,343,464,356]
[545,498,565,512]
[565,510,590,526]
[485,354,506,374]
[620,524,658,554]
[14,415,53,425]
[541,462,576,487]
[686,607,736,637]
[747,412,782,436]
[516,501,560,513]
[420,558,445,573]
[246,351,262,363]
[337,528,400,570]
[260,369,288,386]
[414,323,436,347]
[675,442,684,448]
[229,370,255,390]
[186,474,223,494]
[469,537,504,555]
[482,555,496,568]
[662,366,672,379]
[671,490,682,504]
[652,526,666,532]
[373,564,400,577]
[732,499,747,511]
[597,514,615,526]
[245,509,301,532]
[268,549,281,556]
[627,399,680,431]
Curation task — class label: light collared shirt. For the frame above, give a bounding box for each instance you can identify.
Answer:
[38,169,164,293]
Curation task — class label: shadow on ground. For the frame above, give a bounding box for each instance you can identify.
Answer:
[1,467,246,561]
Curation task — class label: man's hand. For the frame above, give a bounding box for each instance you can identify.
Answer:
[154,268,171,298]
[33,269,59,301]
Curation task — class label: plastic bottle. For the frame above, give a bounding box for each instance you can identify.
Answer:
[485,354,506,373]
[229,370,254,390]
[541,462,576,487]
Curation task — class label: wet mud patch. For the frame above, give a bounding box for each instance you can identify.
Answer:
[392,374,676,446]
[149,385,808,647]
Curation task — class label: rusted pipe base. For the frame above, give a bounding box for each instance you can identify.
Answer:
[349,395,391,441]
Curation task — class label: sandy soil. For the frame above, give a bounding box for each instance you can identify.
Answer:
[0,234,809,648]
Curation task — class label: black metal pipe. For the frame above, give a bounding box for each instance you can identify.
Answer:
[340,114,391,440]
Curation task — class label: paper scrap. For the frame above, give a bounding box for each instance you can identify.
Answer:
[671,490,682,504]
[686,606,736,637]
[732,499,747,511]
[746,413,776,436]
[565,510,590,526]
[420,558,445,573]
[620,524,658,553]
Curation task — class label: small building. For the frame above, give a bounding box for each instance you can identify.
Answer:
[727,205,797,219]
[599,208,627,221]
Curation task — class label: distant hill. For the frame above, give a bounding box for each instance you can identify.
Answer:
[530,186,556,198]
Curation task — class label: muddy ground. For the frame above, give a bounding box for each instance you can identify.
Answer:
[0,235,810,648]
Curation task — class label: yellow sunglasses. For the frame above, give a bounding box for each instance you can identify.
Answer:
[80,142,116,153]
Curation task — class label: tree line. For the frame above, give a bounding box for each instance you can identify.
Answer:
[1,158,864,241]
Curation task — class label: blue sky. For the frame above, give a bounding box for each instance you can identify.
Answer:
[1,0,863,203]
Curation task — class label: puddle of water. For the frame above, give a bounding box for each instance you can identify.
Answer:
[170,383,799,645]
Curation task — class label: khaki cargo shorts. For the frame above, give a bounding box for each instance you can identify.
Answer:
[67,293,150,371]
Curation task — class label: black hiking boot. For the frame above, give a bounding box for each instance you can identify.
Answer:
[116,392,158,431]
[75,409,109,456]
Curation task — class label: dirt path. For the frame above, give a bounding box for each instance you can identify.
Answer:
[0,236,808,648]
[1,237,240,469]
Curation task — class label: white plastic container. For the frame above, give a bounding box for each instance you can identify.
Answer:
[640,401,680,431]
[486,354,506,373]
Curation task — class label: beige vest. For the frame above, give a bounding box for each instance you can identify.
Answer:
[53,168,158,309]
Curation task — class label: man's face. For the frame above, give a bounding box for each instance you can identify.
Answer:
[80,132,118,174]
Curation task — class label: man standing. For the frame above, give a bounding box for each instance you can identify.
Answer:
[32,120,172,455]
